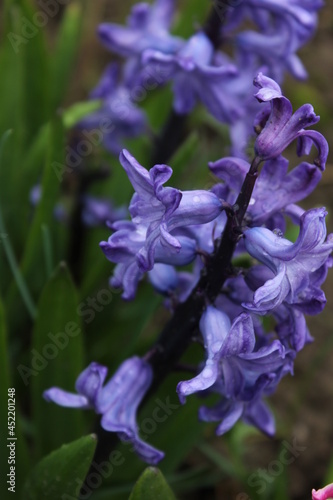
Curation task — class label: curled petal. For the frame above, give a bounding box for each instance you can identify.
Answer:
[209,157,249,192]
[177,306,230,403]
[120,149,154,198]
[254,72,327,164]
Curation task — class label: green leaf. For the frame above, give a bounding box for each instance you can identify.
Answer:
[21,434,97,500]
[0,130,37,318]
[129,467,176,500]
[63,100,102,129]
[197,442,237,478]
[5,117,64,330]
[30,262,85,458]
[0,296,31,495]
[325,454,333,484]
[14,0,49,144]
[48,1,84,113]
[0,297,10,474]
[172,0,209,37]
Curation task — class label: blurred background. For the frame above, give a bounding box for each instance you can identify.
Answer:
[1,1,333,499]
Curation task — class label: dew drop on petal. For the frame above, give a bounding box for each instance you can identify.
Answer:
[273,228,283,237]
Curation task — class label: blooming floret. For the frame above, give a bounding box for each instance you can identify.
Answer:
[44,357,164,464]
[144,32,240,123]
[253,73,329,166]
[244,208,333,313]
[98,0,183,59]
[100,150,224,298]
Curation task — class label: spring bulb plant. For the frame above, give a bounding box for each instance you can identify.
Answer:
[43,0,333,476]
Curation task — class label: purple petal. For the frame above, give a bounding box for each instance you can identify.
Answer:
[75,362,108,406]
[120,149,154,198]
[220,313,256,357]
[98,23,142,58]
[209,157,249,192]
[43,388,90,409]
[148,264,179,294]
[177,306,230,403]
[168,191,223,230]
[243,399,275,437]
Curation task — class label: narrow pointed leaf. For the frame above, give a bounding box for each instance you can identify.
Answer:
[30,262,85,458]
[49,2,84,113]
[129,467,176,500]
[5,117,64,330]
[22,434,97,500]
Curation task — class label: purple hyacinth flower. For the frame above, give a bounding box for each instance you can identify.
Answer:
[101,220,197,300]
[177,306,289,404]
[143,32,240,123]
[244,208,333,313]
[253,73,329,167]
[226,0,323,39]
[44,357,164,464]
[210,155,322,225]
[236,23,308,81]
[177,306,232,403]
[245,265,313,352]
[79,64,147,155]
[81,195,127,227]
[110,149,224,272]
[230,0,323,81]
[99,357,164,464]
[98,0,183,59]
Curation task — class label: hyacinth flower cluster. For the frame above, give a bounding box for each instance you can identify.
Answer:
[44,74,332,464]
[80,0,324,158]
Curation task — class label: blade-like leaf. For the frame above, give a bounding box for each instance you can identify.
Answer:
[22,434,97,500]
[0,296,31,496]
[129,467,176,500]
[0,297,10,476]
[30,262,85,458]
[48,1,84,113]
[5,117,64,330]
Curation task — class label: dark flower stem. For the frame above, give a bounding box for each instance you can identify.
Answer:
[147,156,261,389]
[203,0,232,50]
[151,111,187,166]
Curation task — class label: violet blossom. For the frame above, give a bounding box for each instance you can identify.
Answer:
[243,208,333,314]
[98,0,183,60]
[143,31,240,123]
[44,357,164,464]
[253,73,329,166]
[79,64,147,155]
[177,306,290,405]
[209,154,323,226]
[100,149,224,298]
